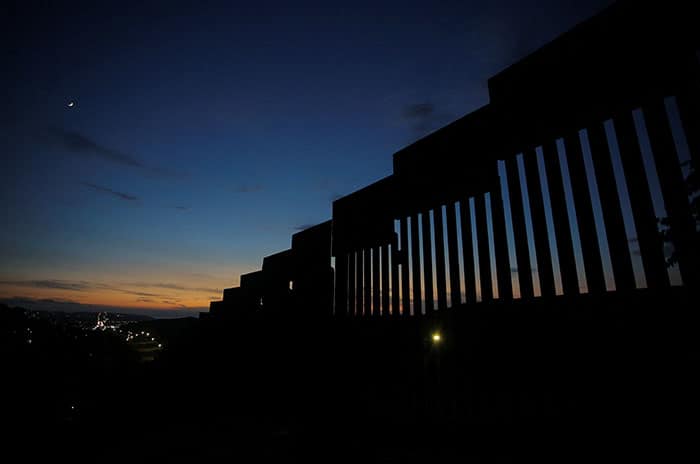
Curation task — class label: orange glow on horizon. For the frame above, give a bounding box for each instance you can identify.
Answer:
[0,266,256,312]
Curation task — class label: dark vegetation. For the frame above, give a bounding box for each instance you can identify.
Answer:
[661,161,699,267]
[4,291,698,463]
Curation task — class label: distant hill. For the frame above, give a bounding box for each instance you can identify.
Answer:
[0,303,154,322]
[0,297,201,319]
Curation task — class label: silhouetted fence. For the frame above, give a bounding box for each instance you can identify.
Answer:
[208,0,699,321]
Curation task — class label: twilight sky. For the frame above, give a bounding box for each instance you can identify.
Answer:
[3,0,615,316]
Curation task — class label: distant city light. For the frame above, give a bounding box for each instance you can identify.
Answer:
[432,332,441,343]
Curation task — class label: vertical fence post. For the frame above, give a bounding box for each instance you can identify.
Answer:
[542,141,580,295]
[587,121,636,291]
[613,112,669,289]
[506,156,535,298]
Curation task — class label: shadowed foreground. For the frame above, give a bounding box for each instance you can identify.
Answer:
[5,289,698,462]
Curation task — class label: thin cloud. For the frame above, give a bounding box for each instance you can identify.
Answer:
[2,296,83,308]
[174,206,190,211]
[37,297,81,304]
[43,127,182,178]
[124,282,220,294]
[48,127,144,168]
[400,101,454,137]
[0,279,160,298]
[0,278,219,297]
[161,299,187,309]
[0,279,92,291]
[123,290,162,297]
[81,182,139,201]
[185,272,219,280]
[402,103,435,119]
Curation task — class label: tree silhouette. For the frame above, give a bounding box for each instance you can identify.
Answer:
[660,160,699,267]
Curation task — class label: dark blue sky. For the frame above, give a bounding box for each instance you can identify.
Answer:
[3,0,614,314]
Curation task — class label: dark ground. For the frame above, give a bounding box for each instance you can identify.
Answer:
[3,288,698,462]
